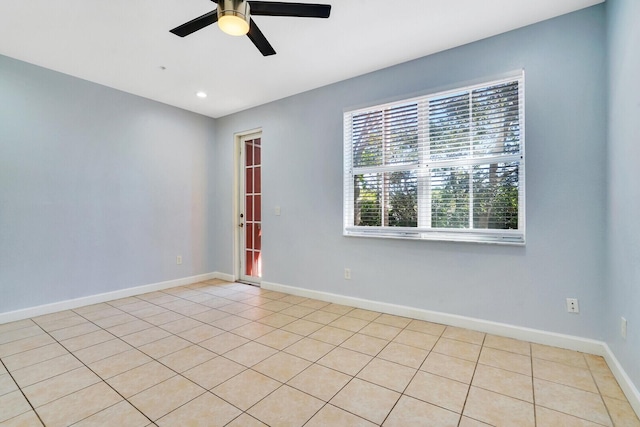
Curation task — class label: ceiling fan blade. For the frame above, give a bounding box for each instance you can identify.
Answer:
[170,10,219,37]
[247,18,276,56]
[249,1,331,18]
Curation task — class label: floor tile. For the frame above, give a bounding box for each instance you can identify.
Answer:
[483,334,530,356]
[0,334,55,358]
[257,312,297,328]
[531,343,588,368]
[182,356,246,389]
[158,317,203,334]
[107,361,176,398]
[283,337,336,362]
[374,314,412,328]
[287,363,351,401]
[421,351,476,384]
[248,385,324,427]
[253,352,311,382]
[280,305,316,318]
[592,369,627,400]
[357,358,416,392]
[22,366,101,407]
[236,307,274,321]
[303,311,342,325]
[358,322,401,340]
[3,281,638,427]
[1,342,68,371]
[157,345,216,373]
[88,349,152,379]
[225,413,268,427]
[309,325,354,345]
[603,395,640,427]
[73,401,150,427]
[72,338,132,365]
[340,333,388,356]
[0,319,35,335]
[92,313,137,328]
[36,381,122,427]
[0,374,18,396]
[330,378,400,424]
[405,319,446,336]
[463,386,535,427]
[121,327,171,347]
[0,410,44,426]
[478,346,531,375]
[383,395,460,427]
[212,370,280,411]
[329,316,370,333]
[533,357,598,393]
[305,404,376,427]
[405,370,469,413]
[231,321,276,340]
[106,320,154,337]
[199,332,249,354]
[458,416,493,426]
[533,378,612,426]
[345,308,381,322]
[281,319,324,336]
[322,304,354,316]
[60,329,114,352]
[255,328,303,350]
[11,353,83,388]
[156,392,241,427]
[0,391,31,422]
[128,376,205,421]
[298,299,330,310]
[138,335,191,359]
[377,342,429,369]
[210,315,252,331]
[317,347,373,376]
[442,326,485,345]
[432,337,481,362]
[224,341,279,367]
[143,311,184,326]
[535,406,604,426]
[472,363,533,402]
[177,324,224,343]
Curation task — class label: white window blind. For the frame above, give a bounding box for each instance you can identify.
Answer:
[343,72,525,244]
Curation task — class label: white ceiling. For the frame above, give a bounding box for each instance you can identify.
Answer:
[0,0,603,118]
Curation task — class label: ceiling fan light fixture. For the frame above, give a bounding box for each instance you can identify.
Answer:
[217,0,250,36]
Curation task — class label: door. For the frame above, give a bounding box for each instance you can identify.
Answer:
[239,133,262,284]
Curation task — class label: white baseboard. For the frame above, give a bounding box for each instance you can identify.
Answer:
[262,280,640,416]
[0,272,222,324]
[602,343,640,417]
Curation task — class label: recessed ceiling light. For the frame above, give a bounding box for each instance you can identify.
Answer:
[196,91,207,98]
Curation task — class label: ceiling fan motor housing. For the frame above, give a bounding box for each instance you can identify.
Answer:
[217,0,251,36]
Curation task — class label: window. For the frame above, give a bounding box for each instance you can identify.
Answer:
[343,72,525,244]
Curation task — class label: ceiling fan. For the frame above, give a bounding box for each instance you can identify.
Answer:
[170,0,332,56]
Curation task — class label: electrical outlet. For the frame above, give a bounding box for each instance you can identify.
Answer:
[275,206,281,216]
[621,317,627,339]
[566,298,579,313]
[344,268,351,280]
[176,255,182,265]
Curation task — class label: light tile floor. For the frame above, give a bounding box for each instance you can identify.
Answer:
[0,279,638,426]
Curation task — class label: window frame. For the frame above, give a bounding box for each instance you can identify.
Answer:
[343,72,526,245]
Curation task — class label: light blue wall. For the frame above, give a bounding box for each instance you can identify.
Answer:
[214,5,608,339]
[0,55,218,313]
[606,0,640,388]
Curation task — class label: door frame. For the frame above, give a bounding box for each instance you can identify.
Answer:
[233,128,262,285]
